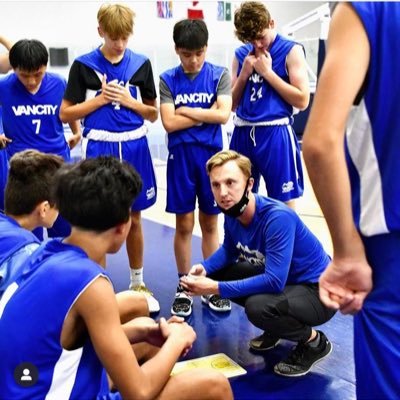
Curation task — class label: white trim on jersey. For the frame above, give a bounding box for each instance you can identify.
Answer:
[288,125,300,181]
[45,347,83,400]
[234,115,290,127]
[86,124,148,142]
[346,100,389,236]
[0,282,18,318]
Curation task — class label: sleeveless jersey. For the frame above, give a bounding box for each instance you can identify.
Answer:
[0,239,108,399]
[76,48,147,136]
[0,213,40,296]
[0,72,69,157]
[0,213,40,265]
[235,35,298,122]
[346,3,400,236]
[160,62,225,150]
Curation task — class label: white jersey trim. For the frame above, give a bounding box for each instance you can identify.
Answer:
[234,115,290,127]
[45,347,83,400]
[0,282,18,318]
[86,124,148,142]
[346,100,389,236]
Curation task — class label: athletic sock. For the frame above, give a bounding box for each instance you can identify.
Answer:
[130,267,143,288]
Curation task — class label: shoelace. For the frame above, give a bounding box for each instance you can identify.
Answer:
[286,343,307,364]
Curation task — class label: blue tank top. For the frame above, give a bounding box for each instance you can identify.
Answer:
[0,213,40,265]
[346,3,400,236]
[160,62,225,150]
[0,239,108,399]
[77,48,147,136]
[235,34,298,122]
[0,72,70,158]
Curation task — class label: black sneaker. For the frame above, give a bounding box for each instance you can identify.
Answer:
[249,332,280,352]
[171,291,193,317]
[201,294,231,312]
[274,331,333,377]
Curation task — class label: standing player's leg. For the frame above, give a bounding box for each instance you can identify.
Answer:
[123,137,159,313]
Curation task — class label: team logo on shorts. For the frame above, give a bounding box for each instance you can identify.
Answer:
[146,187,156,200]
[282,181,294,193]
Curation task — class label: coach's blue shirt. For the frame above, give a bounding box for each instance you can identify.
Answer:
[203,195,330,298]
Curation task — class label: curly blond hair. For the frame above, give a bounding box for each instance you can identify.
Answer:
[234,1,271,43]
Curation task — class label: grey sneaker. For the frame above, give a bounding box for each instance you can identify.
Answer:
[201,294,231,312]
[249,332,280,352]
[171,291,193,317]
[274,331,333,377]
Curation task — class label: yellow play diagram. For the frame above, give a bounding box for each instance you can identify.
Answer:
[172,353,247,378]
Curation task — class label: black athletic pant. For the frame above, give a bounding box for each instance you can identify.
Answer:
[209,262,336,343]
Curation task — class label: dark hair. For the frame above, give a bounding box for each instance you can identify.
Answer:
[173,19,208,50]
[53,156,142,232]
[234,1,271,43]
[9,39,48,71]
[5,150,64,215]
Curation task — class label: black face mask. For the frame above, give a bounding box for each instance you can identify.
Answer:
[218,180,250,218]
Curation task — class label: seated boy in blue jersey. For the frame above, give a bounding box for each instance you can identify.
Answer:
[0,39,81,237]
[0,150,63,298]
[180,150,336,377]
[60,3,159,313]
[0,156,233,400]
[159,19,232,317]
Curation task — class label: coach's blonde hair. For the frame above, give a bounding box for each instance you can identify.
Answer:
[206,150,252,179]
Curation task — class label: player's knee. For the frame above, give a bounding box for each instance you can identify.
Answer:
[204,372,233,400]
[200,220,218,236]
[123,292,149,320]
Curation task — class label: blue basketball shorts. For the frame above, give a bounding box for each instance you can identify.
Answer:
[229,124,303,202]
[83,136,157,211]
[166,143,220,215]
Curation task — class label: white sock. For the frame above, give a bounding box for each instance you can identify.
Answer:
[130,267,143,288]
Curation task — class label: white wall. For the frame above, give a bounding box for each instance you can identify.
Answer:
[0,1,324,48]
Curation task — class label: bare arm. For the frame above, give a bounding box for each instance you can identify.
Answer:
[0,35,13,74]
[231,55,256,111]
[76,277,196,400]
[254,45,309,110]
[160,102,200,133]
[176,95,232,125]
[67,119,82,150]
[302,3,372,313]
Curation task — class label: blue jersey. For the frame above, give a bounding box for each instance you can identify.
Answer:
[0,239,108,399]
[346,3,400,236]
[235,35,298,122]
[160,62,225,150]
[76,48,148,136]
[0,213,40,296]
[0,72,70,158]
[203,195,330,298]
